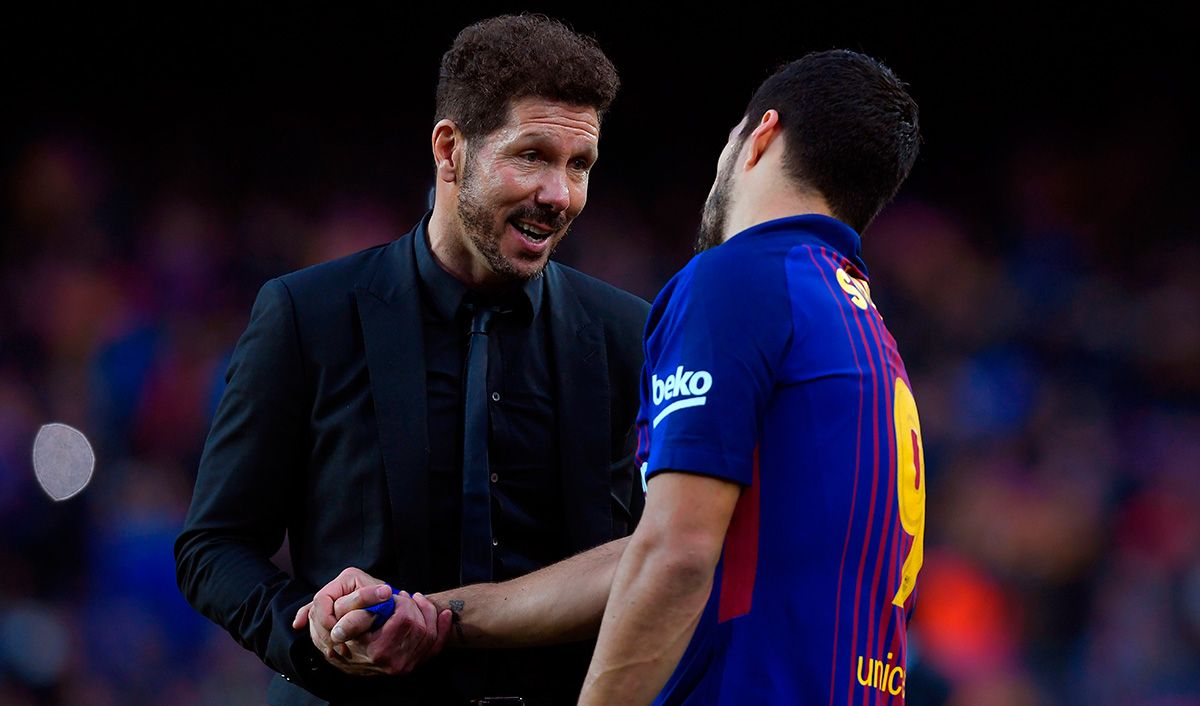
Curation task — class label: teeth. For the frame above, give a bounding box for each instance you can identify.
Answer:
[513,221,552,241]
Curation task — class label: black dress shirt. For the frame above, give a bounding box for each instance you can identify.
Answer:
[414,218,565,593]
[414,220,589,704]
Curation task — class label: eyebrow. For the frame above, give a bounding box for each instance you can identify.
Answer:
[517,130,596,144]
[516,132,599,160]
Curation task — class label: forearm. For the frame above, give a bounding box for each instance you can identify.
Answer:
[175,531,325,677]
[578,530,717,705]
[428,536,629,648]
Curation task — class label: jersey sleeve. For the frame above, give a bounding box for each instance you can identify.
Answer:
[642,245,793,487]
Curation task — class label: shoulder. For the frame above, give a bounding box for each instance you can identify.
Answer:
[661,235,791,312]
[234,236,411,354]
[266,234,414,325]
[641,236,797,363]
[550,261,650,326]
[276,239,397,300]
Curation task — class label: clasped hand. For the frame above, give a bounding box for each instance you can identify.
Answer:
[292,567,453,676]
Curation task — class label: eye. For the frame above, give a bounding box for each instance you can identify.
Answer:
[571,157,592,171]
[520,151,539,163]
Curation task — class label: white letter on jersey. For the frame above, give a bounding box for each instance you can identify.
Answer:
[837,267,876,310]
[651,366,712,427]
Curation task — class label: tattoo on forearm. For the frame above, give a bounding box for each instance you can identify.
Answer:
[449,600,466,644]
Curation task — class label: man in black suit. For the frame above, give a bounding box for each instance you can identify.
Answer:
[174,15,649,706]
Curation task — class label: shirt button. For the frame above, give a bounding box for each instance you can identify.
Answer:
[492,538,499,547]
[491,392,501,402]
[490,473,499,483]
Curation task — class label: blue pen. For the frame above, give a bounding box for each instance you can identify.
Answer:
[363,587,399,632]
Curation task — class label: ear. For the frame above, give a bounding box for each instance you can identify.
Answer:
[743,110,782,170]
[432,119,464,184]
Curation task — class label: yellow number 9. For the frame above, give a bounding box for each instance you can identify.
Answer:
[892,377,925,607]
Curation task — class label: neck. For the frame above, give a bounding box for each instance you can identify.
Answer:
[428,198,502,289]
[723,187,835,244]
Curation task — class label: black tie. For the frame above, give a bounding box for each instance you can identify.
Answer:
[460,303,500,585]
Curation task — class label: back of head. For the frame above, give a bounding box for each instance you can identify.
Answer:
[740,50,920,233]
[436,14,620,139]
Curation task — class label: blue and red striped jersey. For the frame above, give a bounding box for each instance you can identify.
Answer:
[636,214,926,705]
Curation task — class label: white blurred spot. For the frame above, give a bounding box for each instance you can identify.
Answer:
[32,422,95,501]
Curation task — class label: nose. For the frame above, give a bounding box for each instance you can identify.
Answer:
[534,168,572,213]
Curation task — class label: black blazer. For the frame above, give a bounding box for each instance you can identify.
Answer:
[175,224,649,705]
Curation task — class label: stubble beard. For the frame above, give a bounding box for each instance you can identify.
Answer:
[694,143,740,254]
[456,154,565,283]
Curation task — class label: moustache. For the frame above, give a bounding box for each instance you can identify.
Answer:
[509,205,569,233]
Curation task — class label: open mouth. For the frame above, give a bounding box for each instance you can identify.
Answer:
[510,219,555,243]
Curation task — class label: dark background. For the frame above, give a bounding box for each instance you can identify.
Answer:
[1,6,1197,705]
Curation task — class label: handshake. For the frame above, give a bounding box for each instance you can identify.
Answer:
[292,567,454,677]
[285,537,629,692]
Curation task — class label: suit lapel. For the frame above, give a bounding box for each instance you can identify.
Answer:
[546,264,613,552]
[355,232,431,589]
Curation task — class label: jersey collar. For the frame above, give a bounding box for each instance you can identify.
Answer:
[731,214,869,279]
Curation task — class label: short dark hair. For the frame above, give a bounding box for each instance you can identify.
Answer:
[436,14,620,139]
[739,50,920,233]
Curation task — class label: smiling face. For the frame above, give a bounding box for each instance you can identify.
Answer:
[453,97,600,283]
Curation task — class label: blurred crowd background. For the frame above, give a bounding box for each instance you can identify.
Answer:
[1,7,1197,706]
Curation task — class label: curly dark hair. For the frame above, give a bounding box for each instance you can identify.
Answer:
[435,14,620,139]
[738,50,921,233]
